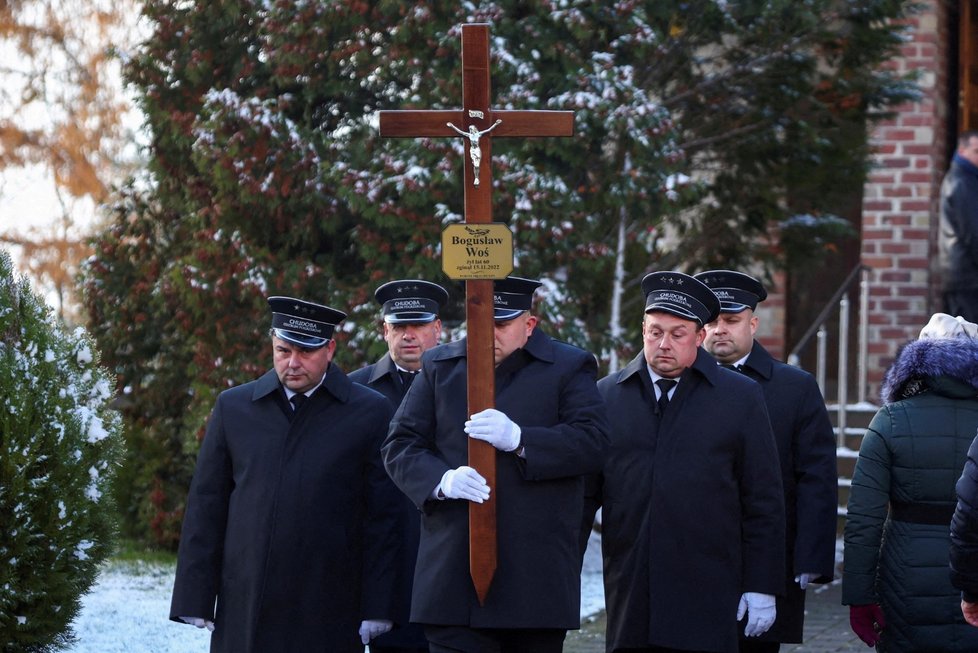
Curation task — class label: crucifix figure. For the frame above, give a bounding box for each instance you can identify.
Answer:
[446,119,502,186]
[379,23,573,605]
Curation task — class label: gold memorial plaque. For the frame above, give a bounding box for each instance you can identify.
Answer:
[441,223,514,280]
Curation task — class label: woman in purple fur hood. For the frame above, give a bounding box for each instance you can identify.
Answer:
[843,313,978,652]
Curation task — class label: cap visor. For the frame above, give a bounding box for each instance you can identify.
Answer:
[273,329,329,349]
[493,309,524,321]
[719,302,751,313]
[644,303,702,323]
[384,313,437,324]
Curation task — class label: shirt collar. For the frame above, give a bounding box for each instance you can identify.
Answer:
[725,354,749,368]
[646,363,680,388]
[283,374,325,401]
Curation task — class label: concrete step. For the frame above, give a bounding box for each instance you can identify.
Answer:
[826,401,878,430]
[829,407,872,536]
[836,470,853,535]
[836,438,861,478]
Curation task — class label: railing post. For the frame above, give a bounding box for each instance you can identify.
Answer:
[816,325,827,398]
[838,294,850,448]
[858,268,869,405]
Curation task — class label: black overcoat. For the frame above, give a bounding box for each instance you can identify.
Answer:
[349,353,409,407]
[169,365,401,653]
[381,329,610,628]
[953,431,978,604]
[597,349,785,653]
[736,342,837,643]
[348,355,426,648]
[940,154,978,319]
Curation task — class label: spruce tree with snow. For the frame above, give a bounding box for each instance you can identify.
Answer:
[0,249,123,651]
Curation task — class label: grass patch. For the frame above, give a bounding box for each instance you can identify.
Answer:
[111,538,178,565]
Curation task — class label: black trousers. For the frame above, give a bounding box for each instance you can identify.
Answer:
[945,289,978,324]
[614,646,709,653]
[739,640,781,653]
[424,625,565,653]
[616,640,781,653]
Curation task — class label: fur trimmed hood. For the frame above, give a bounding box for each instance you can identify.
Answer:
[880,338,978,404]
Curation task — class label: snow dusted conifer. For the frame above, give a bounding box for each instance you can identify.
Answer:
[0,249,123,651]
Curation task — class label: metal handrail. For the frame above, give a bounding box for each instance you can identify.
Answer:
[788,263,869,364]
[787,264,871,447]
[858,272,869,404]
[837,294,850,446]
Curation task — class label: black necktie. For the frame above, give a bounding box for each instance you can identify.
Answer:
[289,393,307,413]
[399,370,418,389]
[722,363,745,374]
[656,378,677,415]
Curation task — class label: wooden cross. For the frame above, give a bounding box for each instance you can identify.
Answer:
[379,23,573,605]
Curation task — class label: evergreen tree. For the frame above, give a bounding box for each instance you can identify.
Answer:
[82,0,915,546]
[0,249,123,651]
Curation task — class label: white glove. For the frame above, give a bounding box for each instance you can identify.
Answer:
[795,572,816,590]
[737,592,776,637]
[439,466,490,503]
[358,618,393,644]
[180,616,215,632]
[464,408,521,452]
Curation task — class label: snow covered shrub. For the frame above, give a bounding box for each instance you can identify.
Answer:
[0,249,123,651]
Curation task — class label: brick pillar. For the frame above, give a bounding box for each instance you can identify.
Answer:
[860,0,950,402]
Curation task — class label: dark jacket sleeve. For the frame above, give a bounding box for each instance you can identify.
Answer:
[943,165,978,268]
[169,395,233,622]
[382,367,451,511]
[518,351,610,481]
[791,375,838,582]
[739,383,787,595]
[841,410,892,605]
[360,396,401,619]
[951,434,978,602]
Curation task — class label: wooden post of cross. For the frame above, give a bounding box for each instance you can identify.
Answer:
[379,22,573,605]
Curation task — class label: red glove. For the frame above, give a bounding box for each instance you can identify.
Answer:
[962,599,978,627]
[849,604,885,647]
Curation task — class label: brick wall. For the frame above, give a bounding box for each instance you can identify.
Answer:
[860,0,950,401]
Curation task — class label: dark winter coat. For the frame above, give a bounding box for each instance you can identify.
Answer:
[940,154,978,294]
[596,349,786,653]
[381,328,610,628]
[348,354,427,648]
[169,365,401,653]
[951,431,978,602]
[843,337,978,652]
[736,342,837,644]
[349,353,411,408]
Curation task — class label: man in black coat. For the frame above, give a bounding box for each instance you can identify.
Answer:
[382,275,610,653]
[349,279,449,653]
[170,296,401,653]
[940,130,978,322]
[596,271,785,653]
[350,279,448,407]
[696,270,838,653]
[952,431,978,627]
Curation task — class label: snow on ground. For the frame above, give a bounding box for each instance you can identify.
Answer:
[66,560,203,652]
[580,529,605,618]
[66,531,606,652]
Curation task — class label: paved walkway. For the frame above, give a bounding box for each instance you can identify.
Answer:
[780,581,865,652]
[565,579,865,652]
